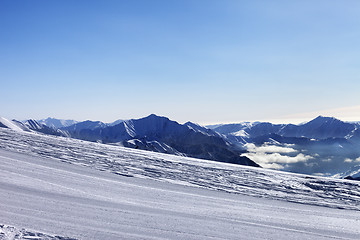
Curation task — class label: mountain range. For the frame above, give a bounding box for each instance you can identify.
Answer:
[210,116,359,140]
[209,116,360,179]
[60,114,257,166]
[0,115,257,167]
[1,114,360,180]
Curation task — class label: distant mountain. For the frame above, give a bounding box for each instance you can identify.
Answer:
[62,120,106,132]
[39,117,124,129]
[210,116,360,178]
[38,117,78,129]
[0,117,67,137]
[62,114,258,166]
[208,122,260,135]
[24,119,67,136]
[280,116,356,139]
[211,116,359,143]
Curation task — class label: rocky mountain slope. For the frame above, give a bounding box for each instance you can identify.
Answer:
[60,114,257,166]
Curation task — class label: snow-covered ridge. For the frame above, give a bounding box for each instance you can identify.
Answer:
[0,117,68,138]
[25,119,43,130]
[0,117,26,131]
[1,127,359,211]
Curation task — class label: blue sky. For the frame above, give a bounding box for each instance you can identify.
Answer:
[1,0,360,124]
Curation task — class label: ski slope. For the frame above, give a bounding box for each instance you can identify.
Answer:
[0,128,360,239]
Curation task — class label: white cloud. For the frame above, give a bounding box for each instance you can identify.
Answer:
[322,158,332,162]
[245,143,298,154]
[343,157,360,163]
[242,152,313,169]
[243,143,313,169]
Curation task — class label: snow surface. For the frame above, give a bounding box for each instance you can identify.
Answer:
[0,128,360,239]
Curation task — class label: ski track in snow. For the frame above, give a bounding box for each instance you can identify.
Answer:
[1,128,360,239]
[1,149,360,240]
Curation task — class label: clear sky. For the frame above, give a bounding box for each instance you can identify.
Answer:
[1,0,360,124]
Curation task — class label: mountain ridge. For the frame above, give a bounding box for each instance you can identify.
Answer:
[58,114,258,167]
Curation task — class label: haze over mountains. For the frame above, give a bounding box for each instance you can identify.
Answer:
[1,114,360,180]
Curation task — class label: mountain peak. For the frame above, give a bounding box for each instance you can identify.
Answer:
[144,114,167,120]
[184,121,199,127]
[139,114,172,123]
[304,116,343,127]
[312,115,340,122]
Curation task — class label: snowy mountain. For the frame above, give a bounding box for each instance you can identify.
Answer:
[212,116,357,140]
[0,117,68,137]
[280,116,356,139]
[38,117,78,129]
[62,114,258,166]
[24,119,68,136]
[184,121,223,137]
[210,116,360,178]
[62,120,106,132]
[0,117,29,131]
